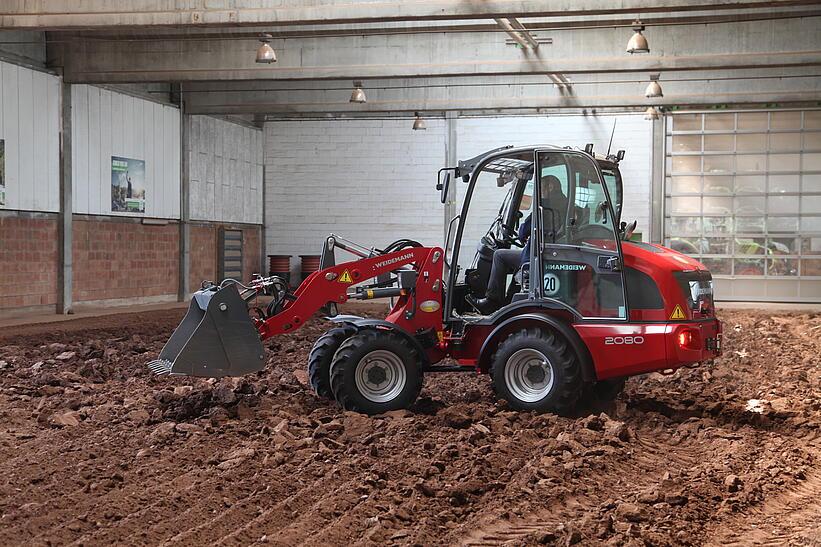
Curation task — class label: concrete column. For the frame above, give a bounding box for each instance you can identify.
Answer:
[57,82,73,314]
[178,104,191,301]
[444,111,458,242]
[649,114,666,244]
[260,164,267,276]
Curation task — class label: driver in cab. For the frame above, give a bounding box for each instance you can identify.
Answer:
[467,174,566,315]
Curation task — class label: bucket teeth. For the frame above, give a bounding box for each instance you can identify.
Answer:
[147,359,173,375]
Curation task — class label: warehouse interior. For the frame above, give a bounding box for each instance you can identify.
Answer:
[1,1,819,316]
[1,3,821,546]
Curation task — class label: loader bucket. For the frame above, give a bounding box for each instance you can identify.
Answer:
[147,284,266,377]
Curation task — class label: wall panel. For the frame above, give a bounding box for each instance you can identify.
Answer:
[188,115,263,225]
[0,60,60,213]
[71,85,181,219]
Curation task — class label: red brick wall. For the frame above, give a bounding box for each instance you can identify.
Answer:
[0,215,59,310]
[72,219,179,302]
[190,224,217,289]
[242,226,262,280]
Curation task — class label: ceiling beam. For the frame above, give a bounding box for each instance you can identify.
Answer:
[181,70,821,114]
[62,51,821,83]
[2,0,818,29]
[53,16,821,83]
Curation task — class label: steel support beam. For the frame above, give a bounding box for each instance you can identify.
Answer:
[61,49,821,83]
[3,1,817,29]
[179,105,191,301]
[181,70,821,114]
[649,115,666,244]
[57,83,72,315]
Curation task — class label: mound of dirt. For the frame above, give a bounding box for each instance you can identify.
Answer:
[0,305,819,545]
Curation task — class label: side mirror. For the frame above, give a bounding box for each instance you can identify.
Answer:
[437,169,452,204]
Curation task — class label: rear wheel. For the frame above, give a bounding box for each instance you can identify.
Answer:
[308,325,356,398]
[490,327,582,413]
[329,329,423,415]
[587,377,626,403]
[579,377,626,413]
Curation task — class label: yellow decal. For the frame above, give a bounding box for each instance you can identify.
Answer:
[670,304,686,320]
[338,269,353,283]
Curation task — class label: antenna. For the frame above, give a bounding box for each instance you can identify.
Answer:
[606,118,617,157]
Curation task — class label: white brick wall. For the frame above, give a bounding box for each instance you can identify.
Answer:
[264,119,446,273]
[263,114,652,275]
[456,114,652,239]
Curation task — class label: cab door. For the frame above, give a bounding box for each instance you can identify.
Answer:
[533,150,627,319]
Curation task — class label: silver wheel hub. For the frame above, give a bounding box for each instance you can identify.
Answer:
[355,349,407,403]
[504,348,554,403]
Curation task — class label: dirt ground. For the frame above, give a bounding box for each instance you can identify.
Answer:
[0,304,819,547]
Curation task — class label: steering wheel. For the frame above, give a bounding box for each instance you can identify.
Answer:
[572,223,614,242]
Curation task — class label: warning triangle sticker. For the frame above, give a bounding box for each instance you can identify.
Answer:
[338,269,353,283]
[670,304,686,320]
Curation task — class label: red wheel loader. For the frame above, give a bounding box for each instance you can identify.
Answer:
[149,145,721,415]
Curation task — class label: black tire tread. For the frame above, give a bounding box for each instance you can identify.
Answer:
[329,329,423,414]
[308,325,355,398]
[490,326,583,414]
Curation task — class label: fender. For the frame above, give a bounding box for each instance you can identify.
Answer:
[328,316,431,367]
[477,312,596,382]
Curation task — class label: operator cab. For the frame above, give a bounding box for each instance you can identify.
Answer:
[442,145,632,321]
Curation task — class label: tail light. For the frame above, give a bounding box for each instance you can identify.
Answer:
[677,328,700,350]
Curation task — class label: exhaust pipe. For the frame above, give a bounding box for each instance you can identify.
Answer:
[148,284,266,377]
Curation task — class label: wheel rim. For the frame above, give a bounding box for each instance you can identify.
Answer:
[354,349,407,403]
[504,348,554,403]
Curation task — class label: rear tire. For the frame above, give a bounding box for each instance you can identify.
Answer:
[587,377,626,403]
[308,325,356,398]
[329,329,423,415]
[490,327,582,413]
[579,377,626,413]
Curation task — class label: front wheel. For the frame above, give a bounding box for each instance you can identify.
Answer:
[490,327,582,413]
[329,329,423,415]
[307,325,356,398]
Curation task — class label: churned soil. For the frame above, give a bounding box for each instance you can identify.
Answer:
[0,304,819,546]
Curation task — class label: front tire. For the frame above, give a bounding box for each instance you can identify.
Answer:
[308,325,356,398]
[490,327,582,413]
[329,329,423,415]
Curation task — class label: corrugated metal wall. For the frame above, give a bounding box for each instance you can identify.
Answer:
[71,85,181,219]
[189,115,263,225]
[0,60,60,213]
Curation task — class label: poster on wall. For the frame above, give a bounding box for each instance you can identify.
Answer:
[0,139,5,206]
[111,156,146,213]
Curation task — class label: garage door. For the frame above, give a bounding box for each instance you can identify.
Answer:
[664,109,821,302]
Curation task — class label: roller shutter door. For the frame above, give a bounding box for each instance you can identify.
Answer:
[664,109,821,302]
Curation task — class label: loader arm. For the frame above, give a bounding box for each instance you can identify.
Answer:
[149,244,445,378]
[257,246,445,340]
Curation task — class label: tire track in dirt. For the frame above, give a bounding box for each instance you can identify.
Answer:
[158,461,349,546]
[22,442,209,544]
[704,446,821,547]
[459,430,704,546]
[71,448,288,546]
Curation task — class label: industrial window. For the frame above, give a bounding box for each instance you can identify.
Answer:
[664,110,821,302]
